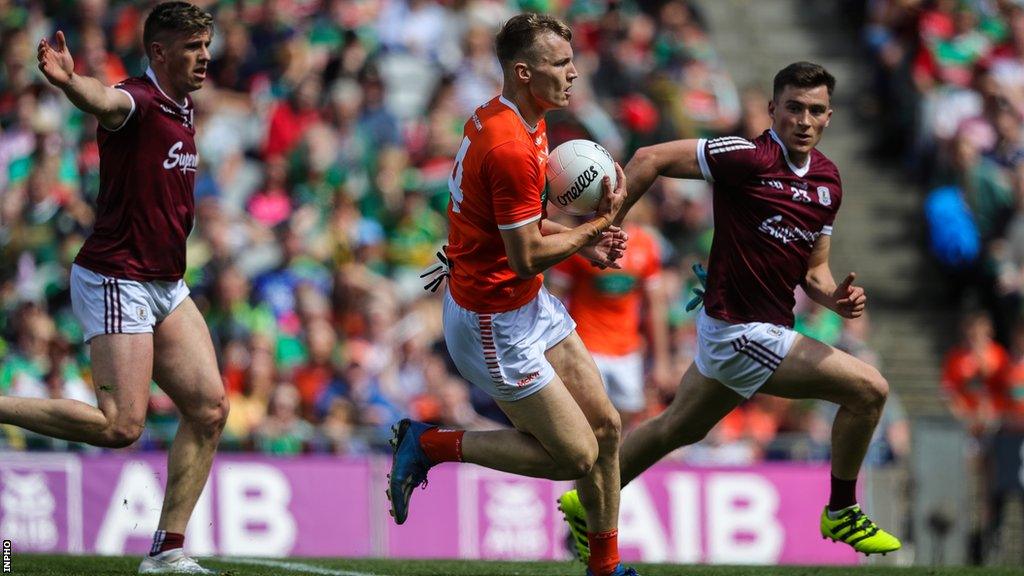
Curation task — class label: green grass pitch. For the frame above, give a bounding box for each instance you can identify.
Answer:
[10,556,1024,576]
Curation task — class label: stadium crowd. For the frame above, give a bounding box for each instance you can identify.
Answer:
[861,0,1024,425]
[862,0,1024,563]
[0,0,904,465]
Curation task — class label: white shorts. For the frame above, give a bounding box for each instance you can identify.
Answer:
[694,309,798,398]
[592,351,644,412]
[70,264,190,343]
[443,286,576,402]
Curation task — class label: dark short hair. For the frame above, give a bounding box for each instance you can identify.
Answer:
[143,1,213,58]
[772,61,835,100]
[495,13,572,69]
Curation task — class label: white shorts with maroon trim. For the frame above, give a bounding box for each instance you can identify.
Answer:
[443,286,576,402]
[70,264,190,343]
[694,309,798,398]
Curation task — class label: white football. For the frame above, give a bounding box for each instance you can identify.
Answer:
[546,139,617,216]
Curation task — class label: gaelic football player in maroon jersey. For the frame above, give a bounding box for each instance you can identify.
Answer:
[558,62,901,560]
[1,3,225,573]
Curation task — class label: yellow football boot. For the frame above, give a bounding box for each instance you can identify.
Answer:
[820,505,901,556]
[557,489,590,562]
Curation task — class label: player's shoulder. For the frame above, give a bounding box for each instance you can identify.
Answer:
[469,97,534,147]
[808,147,843,191]
[706,131,778,165]
[114,75,153,91]
[810,147,841,177]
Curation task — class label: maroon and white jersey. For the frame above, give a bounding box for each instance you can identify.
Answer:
[696,129,842,327]
[74,68,197,281]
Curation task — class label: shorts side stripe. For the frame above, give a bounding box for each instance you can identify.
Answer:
[103,279,111,334]
[736,347,778,371]
[478,314,503,384]
[113,279,123,333]
[732,336,780,370]
[738,342,779,370]
[748,339,783,363]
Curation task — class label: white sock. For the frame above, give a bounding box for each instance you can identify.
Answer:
[826,503,859,520]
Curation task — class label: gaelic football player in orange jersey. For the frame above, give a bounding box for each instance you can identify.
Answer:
[387,13,639,576]
[549,202,672,430]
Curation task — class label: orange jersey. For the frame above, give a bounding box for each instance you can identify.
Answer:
[446,96,549,313]
[552,225,662,355]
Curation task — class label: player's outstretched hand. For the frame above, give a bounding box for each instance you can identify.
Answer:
[596,163,627,224]
[38,30,75,89]
[833,272,866,318]
[581,225,629,269]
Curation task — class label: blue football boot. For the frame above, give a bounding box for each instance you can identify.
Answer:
[586,564,640,576]
[386,418,435,525]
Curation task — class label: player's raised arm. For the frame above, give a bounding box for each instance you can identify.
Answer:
[614,139,702,225]
[38,30,133,130]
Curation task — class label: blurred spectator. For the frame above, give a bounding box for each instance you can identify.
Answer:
[995,319,1024,422]
[263,75,322,158]
[292,318,339,419]
[222,335,277,449]
[254,383,314,455]
[943,313,1010,434]
[313,396,369,455]
[736,85,772,140]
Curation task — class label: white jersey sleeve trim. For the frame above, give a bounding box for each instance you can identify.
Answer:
[105,88,137,132]
[497,213,542,230]
[696,138,714,183]
[821,225,833,236]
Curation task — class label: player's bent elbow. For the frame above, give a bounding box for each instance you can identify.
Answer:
[508,257,537,279]
[629,146,657,173]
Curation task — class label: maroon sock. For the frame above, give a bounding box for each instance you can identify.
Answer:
[828,474,857,512]
[149,531,185,556]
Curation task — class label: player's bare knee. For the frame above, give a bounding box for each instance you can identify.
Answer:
[591,408,621,450]
[102,422,144,448]
[556,437,599,479]
[866,370,889,409]
[850,368,888,413]
[184,394,229,436]
[847,366,888,412]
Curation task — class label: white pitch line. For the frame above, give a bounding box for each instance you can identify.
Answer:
[214,557,380,576]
